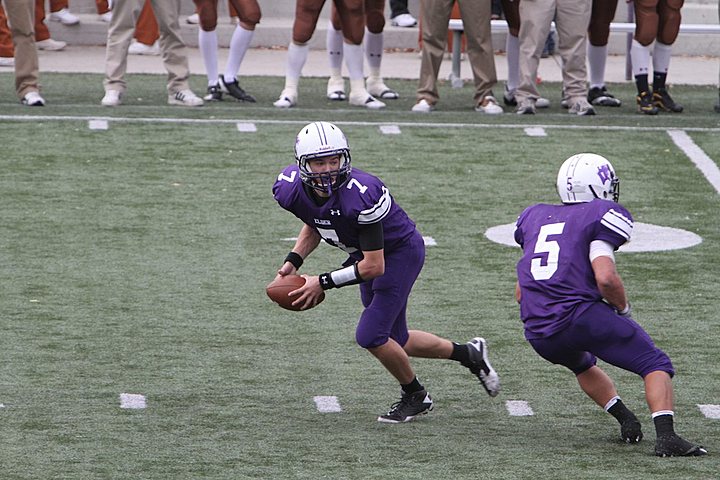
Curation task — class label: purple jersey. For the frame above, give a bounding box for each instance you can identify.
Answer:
[514,199,633,339]
[273,165,418,262]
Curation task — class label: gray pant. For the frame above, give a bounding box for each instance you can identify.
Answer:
[3,0,39,98]
[103,0,190,94]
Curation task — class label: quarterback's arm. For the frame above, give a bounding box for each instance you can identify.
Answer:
[277,224,321,277]
[591,255,629,313]
[515,281,521,303]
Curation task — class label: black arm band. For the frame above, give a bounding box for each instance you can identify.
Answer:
[284,251,304,270]
[319,263,364,290]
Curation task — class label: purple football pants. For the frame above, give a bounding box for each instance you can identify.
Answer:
[528,302,675,378]
[355,230,425,349]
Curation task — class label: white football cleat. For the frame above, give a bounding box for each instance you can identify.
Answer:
[327,76,346,101]
[274,88,297,108]
[36,38,67,51]
[349,89,385,109]
[49,8,80,25]
[366,76,399,100]
[101,90,123,107]
[411,99,434,113]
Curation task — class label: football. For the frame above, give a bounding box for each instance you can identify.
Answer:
[266,274,325,311]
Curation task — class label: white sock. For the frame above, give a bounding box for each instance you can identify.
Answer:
[364,28,383,78]
[285,42,309,88]
[587,44,608,89]
[651,410,674,419]
[198,29,219,86]
[344,43,365,81]
[653,42,672,74]
[224,25,254,83]
[506,34,519,92]
[326,22,344,71]
[630,39,651,77]
[603,396,621,412]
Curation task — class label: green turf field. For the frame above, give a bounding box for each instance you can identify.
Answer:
[1,73,719,479]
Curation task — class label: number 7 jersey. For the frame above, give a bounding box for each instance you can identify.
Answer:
[514,199,634,339]
[273,165,418,261]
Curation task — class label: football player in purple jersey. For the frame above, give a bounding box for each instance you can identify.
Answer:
[514,153,706,457]
[272,121,500,423]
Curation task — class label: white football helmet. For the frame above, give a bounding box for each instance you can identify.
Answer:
[556,153,619,204]
[294,121,351,194]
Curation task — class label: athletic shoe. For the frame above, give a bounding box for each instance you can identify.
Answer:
[326,76,346,101]
[503,86,549,108]
[655,434,707,457]
[516,98,536,115]
[568,98,596,116]
[367,76,399,100]
[715,97,720,113]
[411,99,434,113]
[653,88,683,113]
[218,76,256,102]
[377,389,433,423]
[475,95,503,114]
[128,40,160,56]
[49,8,79,25]
[0,56,14,67]
[204,85,223,101]
[588,86,622,107]
[36,38,66,51]
[186,13,199,24]
[274,88,297,108]
[620,415,643,444]
[22,91,45,106]
[99,11,113,22]
[349,90,385,109]
[637,91,658,115]
[168,89,204,107]
[101,89,123,107]
[464,337,500,397]
[390,13,417,28]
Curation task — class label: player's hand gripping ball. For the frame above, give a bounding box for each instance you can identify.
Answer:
[266,275,325,311]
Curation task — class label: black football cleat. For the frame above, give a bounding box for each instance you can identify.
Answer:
[653,88,683,113]
[637,91,659,115]
[377,389,433,423]
[620,416,643,444]
[464,337,500,397]
[655,433,707,457]
[218,75,256,102]
[588,86,622,107]
[204,84,223,101]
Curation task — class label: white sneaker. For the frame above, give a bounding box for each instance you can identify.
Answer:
[49,8,80,26]
[22,91,45,106]
[36,38,67,51]
[411,99,434,113]
[475,95,503,114]
[128,40,160,56]
[0,56,14,67]
[366,76,399,100]
[536,97,551,109]
[274,88,297,108]
[568,98,596,116]
[327,76,346,101]
[101,90,123,107]
[169,89,204,107]
[99,11,113,22]
[186,13,199,24]
[391,13,417,27]
[349,89,385,109]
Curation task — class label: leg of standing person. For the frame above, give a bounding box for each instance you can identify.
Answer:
[326,15,346,100]
[150,0,203,106]
[716,0,720,112]
[0,4,16,66]
[129,0,160,55]
[650,0,684,112]
[35,0,67,51]
[457,0,502,113]
[217,0,260,102]
[4,0,45,104]
[516,0,555,114]
[413,0,453,112]
[102,0,142,105]
[555,0,594,115]
[631,0,661,114]
[587,0,622,106]
[48,0,80,25]
[364,0,398,99]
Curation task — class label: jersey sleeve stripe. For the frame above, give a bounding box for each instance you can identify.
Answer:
[600,209,633,239]
[358,186,392,224]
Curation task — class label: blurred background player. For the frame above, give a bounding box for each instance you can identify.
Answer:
[630,0,684,115]
[326,0,398,103]
[274,0,384,109]
[514,153,707,457]
[388,0,416,27]
[273,121,500,423]
[193,0,259,102]
[586,0,622,107]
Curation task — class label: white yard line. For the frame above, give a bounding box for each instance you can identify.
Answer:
[668,129,720,194]
[313,396,342,413]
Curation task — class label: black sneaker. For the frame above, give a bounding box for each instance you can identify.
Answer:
[588,86,622,107]
[637,91,659,115]
[464,337,500,397]
[204,84,223,101]
[655,433,707,457]
[620,415,643,444]
[218,76,256,102]
[653,88,683,113]
[377,389,433,423]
